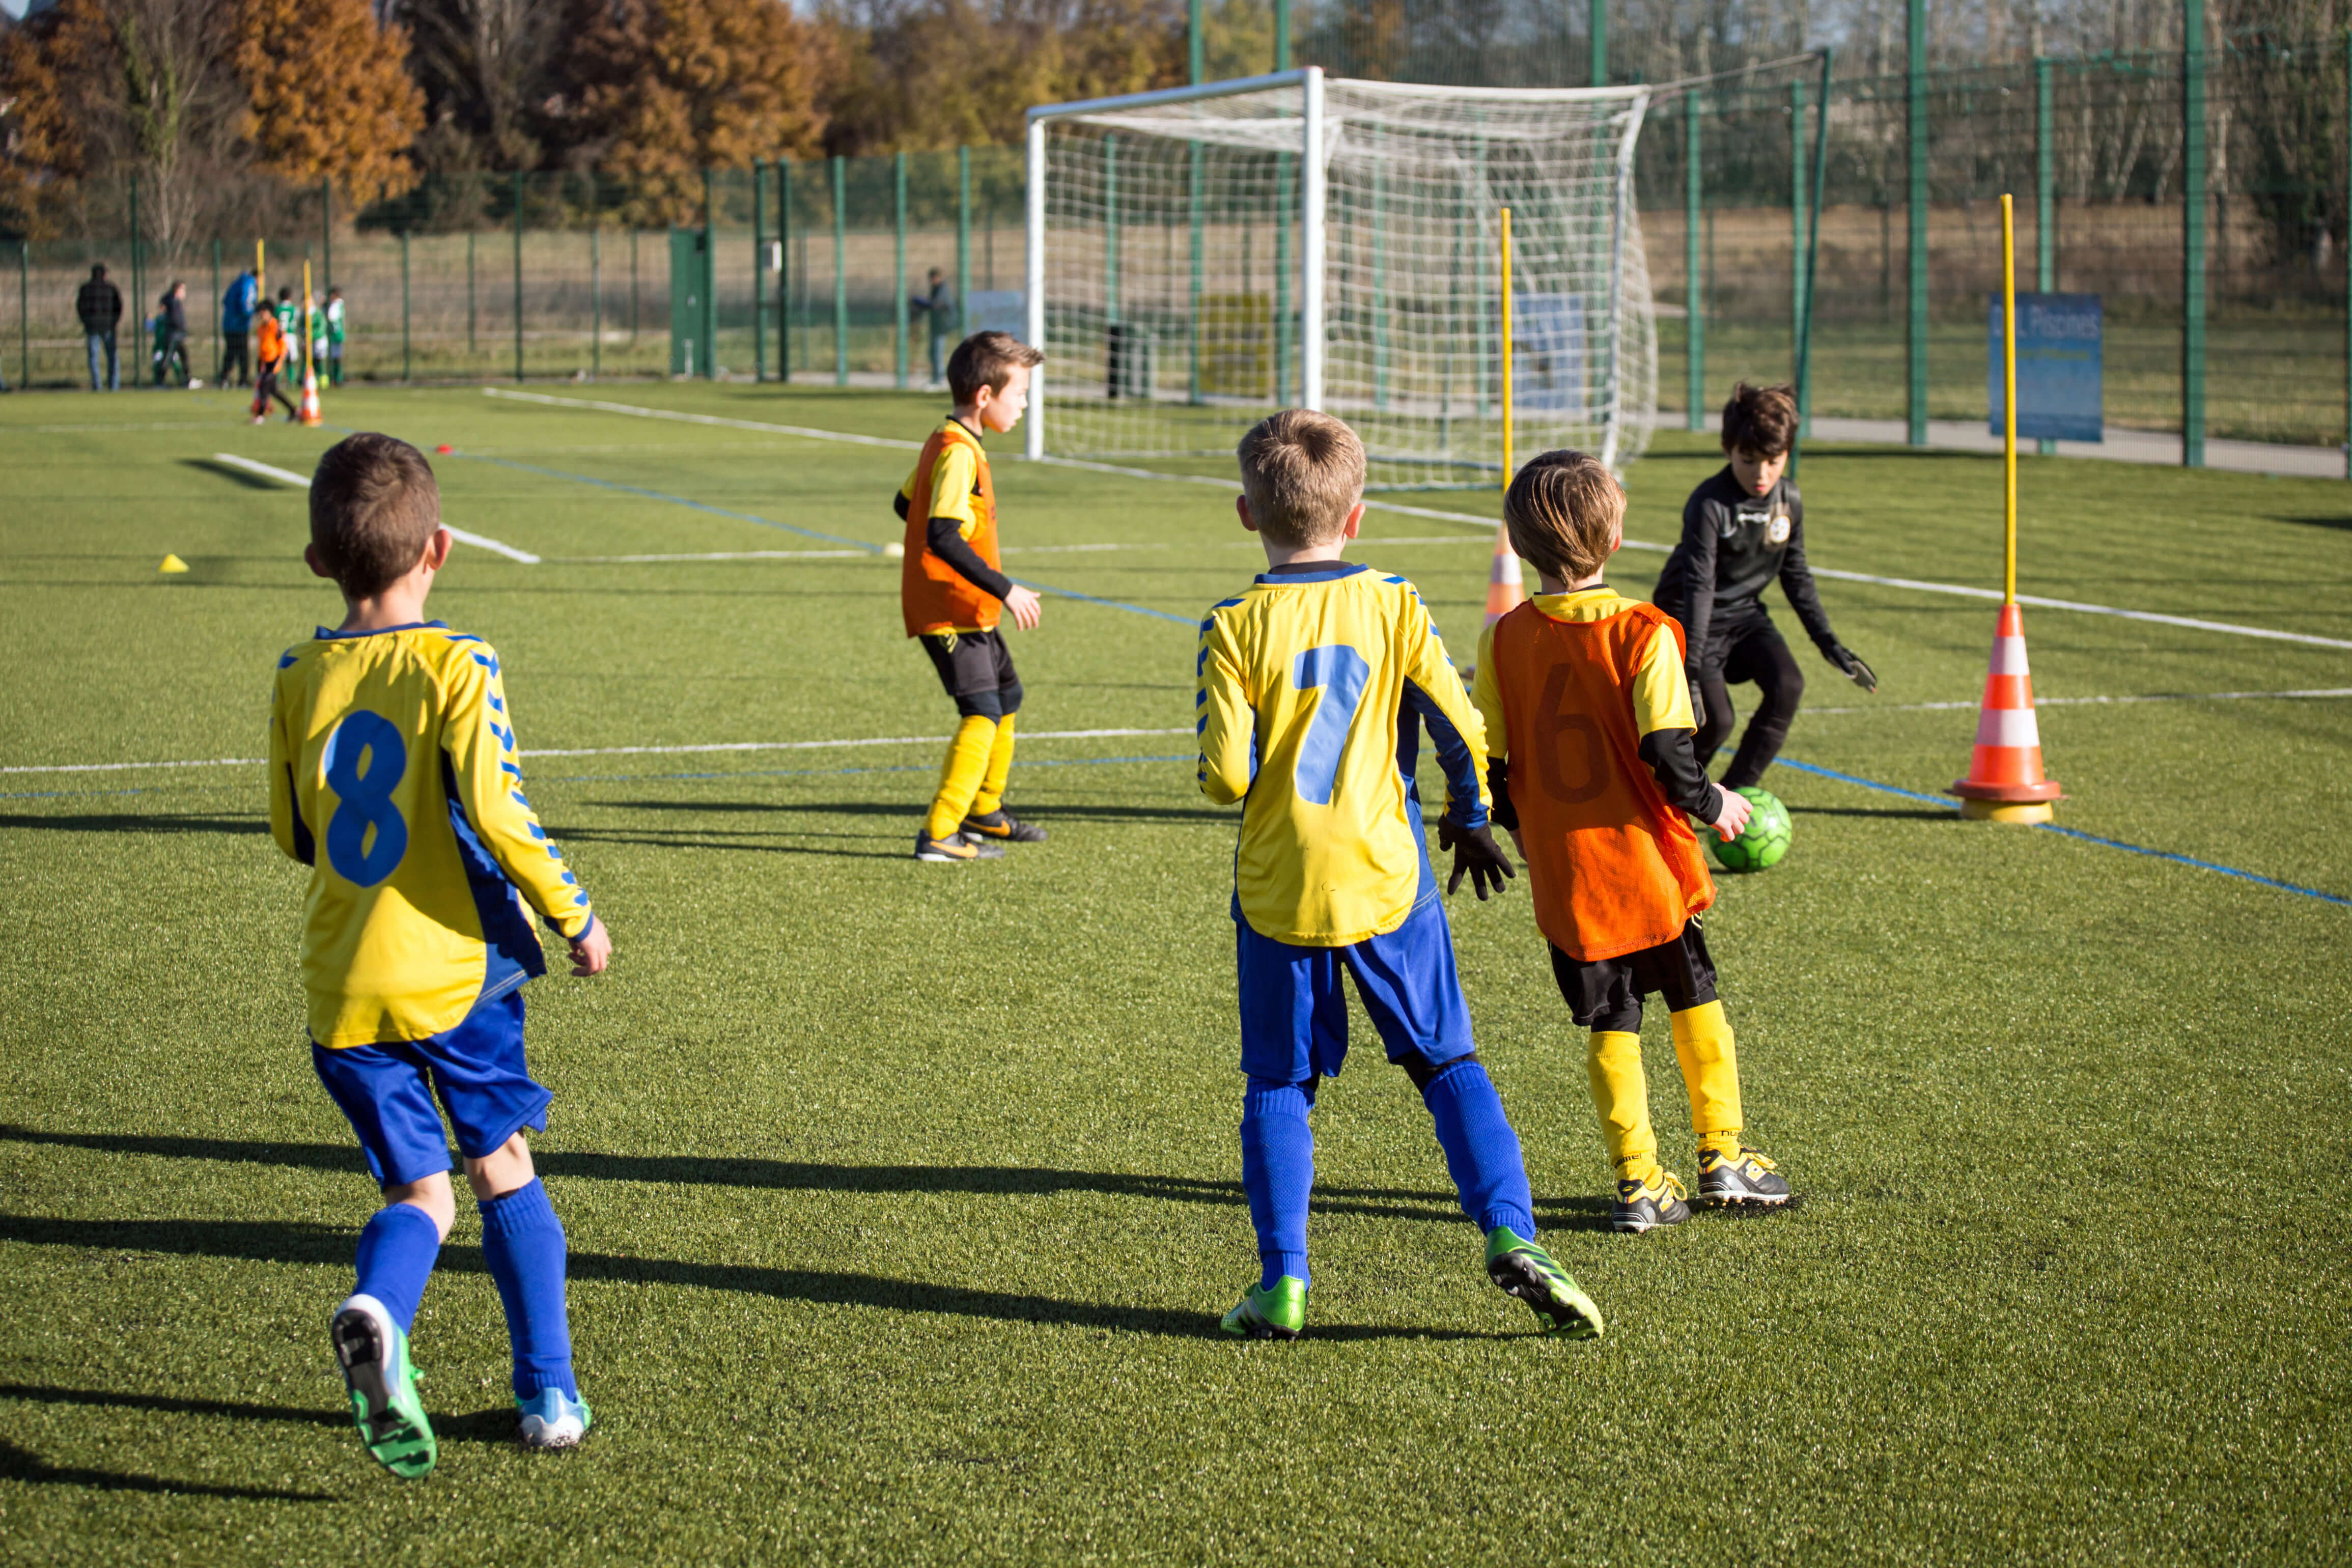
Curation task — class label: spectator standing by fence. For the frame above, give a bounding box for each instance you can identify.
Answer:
[912,269,954,388]
[154,283,192,387]
[221,268,258,386]
[325,287,347,386]
[77,265,123,392]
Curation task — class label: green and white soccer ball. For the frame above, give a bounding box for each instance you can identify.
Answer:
[1704,786,1793,873]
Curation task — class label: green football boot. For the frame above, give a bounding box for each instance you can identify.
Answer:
[1483,1228,1605,1340]
[331,1294,437,1478]
[1220,1276,1307,1340]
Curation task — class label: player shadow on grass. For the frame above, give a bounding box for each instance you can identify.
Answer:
[0,1436,334,1502]
[547,822,906,859]
[0,1126,1504,1229]
[0,811,268,836]
[0,1213,1522,1342]
[1784,804,1957,822]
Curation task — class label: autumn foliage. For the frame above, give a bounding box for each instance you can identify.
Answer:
[233,0,425,209]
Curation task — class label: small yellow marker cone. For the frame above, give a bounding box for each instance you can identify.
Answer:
[160,554,190,574]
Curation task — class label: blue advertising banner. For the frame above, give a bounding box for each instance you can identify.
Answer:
[1990,293,2102,442]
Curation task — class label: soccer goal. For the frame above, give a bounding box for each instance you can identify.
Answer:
[1024,68,1657,489]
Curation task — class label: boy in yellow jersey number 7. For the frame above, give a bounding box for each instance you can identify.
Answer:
[270,435,610,1476]
[897,331,1049,862]
[1196,411,1603,1341]
[1471,451,1793,1235]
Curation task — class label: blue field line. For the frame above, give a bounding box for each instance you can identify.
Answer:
[450,451,1196,627]
[1774,757,2348,907]
[547,753,1193,788]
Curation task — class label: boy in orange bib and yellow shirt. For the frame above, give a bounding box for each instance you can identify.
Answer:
[1467,450,1794,1234]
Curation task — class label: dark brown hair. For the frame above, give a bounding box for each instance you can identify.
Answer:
[948,330,1044,404]
[1236,410,1366,549]
[1504,449,1625,583]
[309,434,442,598]
[1721,381,1799,458]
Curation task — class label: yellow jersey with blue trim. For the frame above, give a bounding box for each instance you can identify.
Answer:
[268,622,596,1048]
[1197,563,1490,947]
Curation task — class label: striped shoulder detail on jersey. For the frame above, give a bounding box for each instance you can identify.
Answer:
[276,649,300,669]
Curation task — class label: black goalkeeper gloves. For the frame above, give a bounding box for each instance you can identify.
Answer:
[1438,819,1518,901]
[1689,679,1706,729]
[1822,641,1879,694]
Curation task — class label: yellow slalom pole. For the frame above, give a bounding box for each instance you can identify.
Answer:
[1499,206,1515,490]
[2000,193,2018,606]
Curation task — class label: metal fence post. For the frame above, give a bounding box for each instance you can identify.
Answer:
[1686,92,1704,430]
[1790,79,1806,388]
[18,240,28,388]
[2036,55,2056,455]
[832,155,848,386]
[1588,0,1605,86]
[322,179,332,299]
[703,168,718,380]
[1187,141,1203,404]
[209,238,221,382]
[1906,0,1927,446]
[790,160,799,383]
[512,172,525,382]
[1274,0,1290,70]
[957,146,971,350]
[401,230,412,381]
[894,150,909,388]
[129,174,142,352]
[467,231,477,357]
[591,223,602,381]
[2182,5,2207,467]
[753,160,767,382]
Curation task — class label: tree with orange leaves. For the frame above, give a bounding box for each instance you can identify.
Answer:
[233,0,425,208]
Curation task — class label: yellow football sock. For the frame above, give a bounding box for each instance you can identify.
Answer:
[925,716,997,840]
[1585,1029,1658,1182]
[969,713,1017,817]
[1668,1000,1744,1157]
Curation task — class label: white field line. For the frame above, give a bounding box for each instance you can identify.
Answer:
[2,727,1193,775]
[1805,687,2352,716]
[208,452,541,563]
[475,389,2352,650]
[551,548,871,563]
[551,535,1489,565]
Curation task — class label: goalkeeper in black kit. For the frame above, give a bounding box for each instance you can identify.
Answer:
[1651,381,1878,790]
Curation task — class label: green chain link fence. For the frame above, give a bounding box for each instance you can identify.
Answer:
[9,41,2346,463]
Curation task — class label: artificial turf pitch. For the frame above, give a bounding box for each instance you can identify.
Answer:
[2,382,2348,1563]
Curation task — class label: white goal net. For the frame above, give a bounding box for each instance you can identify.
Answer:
[1024,69,1656,489]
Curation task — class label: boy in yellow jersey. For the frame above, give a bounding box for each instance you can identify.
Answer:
[1196,410,1603,1341]
[269,434,611,1477]
[897,330,1047,862]
[1471,450,1793,1235]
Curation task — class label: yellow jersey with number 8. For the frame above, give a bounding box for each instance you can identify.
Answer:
[268,623,595,1048]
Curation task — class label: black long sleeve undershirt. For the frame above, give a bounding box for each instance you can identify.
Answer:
[892,491,1015,602]
[1485,730,1723,834]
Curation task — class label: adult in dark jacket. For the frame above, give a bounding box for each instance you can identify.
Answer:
[1651,382,1877,791]
[220,268,258,385]
[77,265,124,391]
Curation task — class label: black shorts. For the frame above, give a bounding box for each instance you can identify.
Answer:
[1549,918,1718,1031]
[919,629,1022,721]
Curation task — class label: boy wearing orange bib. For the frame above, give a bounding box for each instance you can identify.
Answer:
[895,331,1047,862]
[1467,451,1793,1233]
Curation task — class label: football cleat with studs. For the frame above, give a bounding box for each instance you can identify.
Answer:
[331,1294,437,1478]
[1609,1167,1693,1234]
[516,1387,594,1450]
[914,829,1005,862]
[960,808,1047,844]
[1697,1144,1791,1207]
[1483,1228,1605,1338]
[1220,1276,1307,1340]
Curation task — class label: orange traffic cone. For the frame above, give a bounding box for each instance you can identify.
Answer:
[297,359,323,427]
[1482,520,1525,627]
[1952,602,2062,823]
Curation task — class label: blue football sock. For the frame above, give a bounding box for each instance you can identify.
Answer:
[478,1178,577,1401]
[1239,1077,1315,1291]
[1420,1057,1538,1239]
[353,1201,442,1334]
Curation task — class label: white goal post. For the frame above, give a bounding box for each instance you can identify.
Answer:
[1024,68,1656,489]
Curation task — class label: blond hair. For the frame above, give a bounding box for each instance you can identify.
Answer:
[1504,450,1624,583]
[1235,410,1365,548]
[310,433,442,598]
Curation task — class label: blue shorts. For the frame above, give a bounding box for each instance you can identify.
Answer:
[312,992,549,1188]
[1235,894,1476,1084]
